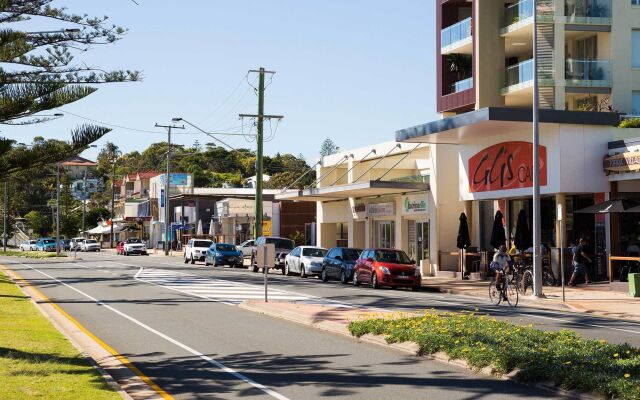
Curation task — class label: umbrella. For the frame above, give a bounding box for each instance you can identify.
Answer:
[208,219,215,236]
[489,210,506,250]
[196,219,203,235]
[456,212,472,279]
[513,209,532,251]
[575,198,640,214]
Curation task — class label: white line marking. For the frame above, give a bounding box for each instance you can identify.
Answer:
[18,263,291,400]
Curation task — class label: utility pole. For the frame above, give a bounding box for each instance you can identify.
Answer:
[110,160,116,247]
[239,68,283,240]
[81,167,87,234]
[155,122,185,255]
[3,181,7,252]
[56,163,61,255]
[532,0,544,297]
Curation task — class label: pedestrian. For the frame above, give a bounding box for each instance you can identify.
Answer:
[569,238,591,286]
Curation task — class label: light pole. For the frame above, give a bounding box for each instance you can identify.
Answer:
[56,163,61,256]
[110,157,116,248]
[532,0,544,297]
[3,181,7,252]
[80,144,97,235]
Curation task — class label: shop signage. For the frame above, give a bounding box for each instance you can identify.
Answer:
[367,202,395,217]
[262,220,272,236]
[603,151,640,174]
[468,141,547,193]
[402,194,428,215]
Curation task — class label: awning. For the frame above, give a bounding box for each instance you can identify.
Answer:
[85,224,124,235]
[575,199,640,214]
[275,180,429,202]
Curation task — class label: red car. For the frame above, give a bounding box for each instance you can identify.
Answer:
[353,248,421,291]
[116,241,125,255]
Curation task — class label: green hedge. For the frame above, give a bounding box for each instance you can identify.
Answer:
[0,250,66,259]
[349,311,640,400]
[619,118,640,129]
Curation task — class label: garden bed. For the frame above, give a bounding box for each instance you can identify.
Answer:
[349,310,640,400]
[0,250,66,258]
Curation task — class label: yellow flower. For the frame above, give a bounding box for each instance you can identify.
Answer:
[624,373,631,379]
[564,361,572,365]
[599,339,606,344]
[627,350,631,354]
[474,308,479,311]
[542,348,549,352]
[614,353,619,358]
[455,340,459,344]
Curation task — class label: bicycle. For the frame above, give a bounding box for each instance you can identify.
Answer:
[489,271,519,307]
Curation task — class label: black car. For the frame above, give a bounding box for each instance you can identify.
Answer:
[321,247,362,284]
[250,236,295,274]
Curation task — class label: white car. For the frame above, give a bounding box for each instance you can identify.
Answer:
[284,246,328,278]
[123,238,148,256]
[19,240,38,251]
[70,237,85,251]
[80,239,101,252]
[236,239,255,258]
[184,239,213,264]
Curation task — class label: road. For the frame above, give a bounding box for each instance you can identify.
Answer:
[3,251,638,399]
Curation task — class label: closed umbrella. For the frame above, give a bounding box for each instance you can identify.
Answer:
[208,219,215,237]
[196,219,203,236]
[513,209,532,251]
[489,210,506,250]
[457,212,471,279]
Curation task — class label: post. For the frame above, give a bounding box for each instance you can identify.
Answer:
[110,159,115,248]
[255,67,265,241]
[558,203,565,302]
[56,163,61,256]
[82,167,87,234]
[3,181,7,252]
[532,0,544,297]
[165,126,172,255]
[263,247,268,302]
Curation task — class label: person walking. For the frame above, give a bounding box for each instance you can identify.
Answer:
[569,238,591,286]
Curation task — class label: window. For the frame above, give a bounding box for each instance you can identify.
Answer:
[343,248,362,261]
[633,30,640,68]
[633,91,640,115]
[633,0,640,6]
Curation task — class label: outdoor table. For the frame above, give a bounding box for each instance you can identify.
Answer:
[608,256,640,282]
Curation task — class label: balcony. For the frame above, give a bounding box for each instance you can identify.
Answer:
[501,0,554,35]
[441,17,472,55]
[565,59,611,87]
[450,77,473,94]
[502,59,534,93]
[565,0,611,25]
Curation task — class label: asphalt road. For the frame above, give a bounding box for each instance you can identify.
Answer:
[3,251,637,399]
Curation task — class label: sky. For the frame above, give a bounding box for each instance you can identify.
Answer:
[7,0,439,163]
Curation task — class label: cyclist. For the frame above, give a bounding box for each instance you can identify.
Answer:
[491,245,511,299]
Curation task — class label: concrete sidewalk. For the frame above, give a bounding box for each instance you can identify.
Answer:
[420,277,640,322]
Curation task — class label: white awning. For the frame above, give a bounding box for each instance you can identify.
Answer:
[86,224,124,235]
[275,180,429,202]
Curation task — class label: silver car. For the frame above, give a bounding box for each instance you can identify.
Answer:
[284,246,328,278]
[19,240,38,251]
[236,239,255,258]
[81,239,101,252]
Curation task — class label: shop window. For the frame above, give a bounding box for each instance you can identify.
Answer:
[633,30,640,68]
[632,91,640,115]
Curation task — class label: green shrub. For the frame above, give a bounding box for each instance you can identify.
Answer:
[349,311,640,400]
[0,251,66,259]
[619,118,640,129]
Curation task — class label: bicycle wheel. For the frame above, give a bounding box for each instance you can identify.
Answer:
[521,270,533,295]
[543,269,556,286]
[488,280,502,305]
[506,280,519,307]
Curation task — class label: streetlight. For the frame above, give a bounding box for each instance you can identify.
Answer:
[81,145,98,235]
[532,0,544,297]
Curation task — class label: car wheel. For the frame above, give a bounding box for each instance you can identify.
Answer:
[184,254,189,264]
[353,271,361,286]
[251,257,258,272]
[285,262,291,276]
[212,259,218,268]
[321,268,328,282]
[340,270,348,285]
[190,255,195,264]
[300,265,307,278]
[371,273,379,289]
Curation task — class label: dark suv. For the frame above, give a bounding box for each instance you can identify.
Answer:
[251,236,295,274]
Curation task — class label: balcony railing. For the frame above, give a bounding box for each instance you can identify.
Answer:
[504,58,533,90]
[565,0,612,24]
[441,17,472,49]
[565,59,611,86]
[450,77,473,94]
[504,0,534,27]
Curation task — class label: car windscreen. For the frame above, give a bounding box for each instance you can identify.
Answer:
[42,239,55,244]
[265,238,294,250]
[85,240,97,244]
[342,249,362,261]
[302,248,327,257]
[127,238,142,243]
[374,250,412,264]
[30,240,37,244]
[194,240,212,248]
[215,244,236,252]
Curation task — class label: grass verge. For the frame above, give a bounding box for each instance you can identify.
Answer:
[0,270,120,400]
[0,250,66,258]
[349,310,640,400]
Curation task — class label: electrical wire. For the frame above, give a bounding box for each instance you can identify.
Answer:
[198,73,249,125]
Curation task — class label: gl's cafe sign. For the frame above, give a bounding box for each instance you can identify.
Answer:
[468,141,547,193]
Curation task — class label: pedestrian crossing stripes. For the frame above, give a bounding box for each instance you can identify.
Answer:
[134,267,353,307]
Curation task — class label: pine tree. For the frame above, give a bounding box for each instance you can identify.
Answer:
[319,138,340,157]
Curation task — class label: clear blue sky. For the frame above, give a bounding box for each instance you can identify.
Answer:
[8,0,438,163]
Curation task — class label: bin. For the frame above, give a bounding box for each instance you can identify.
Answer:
[629,273,640,297]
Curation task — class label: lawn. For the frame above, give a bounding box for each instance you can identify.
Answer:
[0,270,121,400]
[349,310,640,400]
[0,250,66,258]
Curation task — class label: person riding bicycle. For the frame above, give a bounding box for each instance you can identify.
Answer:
[490,245,511,298]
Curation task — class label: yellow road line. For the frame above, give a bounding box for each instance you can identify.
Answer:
[0,264,174,400]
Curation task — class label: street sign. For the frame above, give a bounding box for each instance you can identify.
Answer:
[262,220,272,236]
[257,243,275,302]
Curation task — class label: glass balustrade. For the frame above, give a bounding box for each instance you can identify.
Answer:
[504,0,534,27]
[450,77,473,94]
[565,0,612,24]
[504,59,534,89]
[565,59,611,85]
[441,17,472,49]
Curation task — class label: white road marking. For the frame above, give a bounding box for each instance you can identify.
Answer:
[18,263,291,400]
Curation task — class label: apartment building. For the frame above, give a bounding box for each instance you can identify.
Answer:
[438,0,640,115]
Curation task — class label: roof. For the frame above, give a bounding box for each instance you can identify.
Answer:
[396,107,622,144]
[60,155,97,167]
[137,171,162,179]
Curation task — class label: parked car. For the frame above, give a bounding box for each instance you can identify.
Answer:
[321,247,362,284]
[353,248,420,291]
[236,239,255,258]
[122,238,147,256]
[36,238,57,252]
[116,241,125,255]
[183,239,213,264]
[250,236,295,274]
[70,237,85,251]
[80,239,101,252]
[60,239,71,251]
[284,246,328,278]
[205,243,244,268]
[19,240,38,251]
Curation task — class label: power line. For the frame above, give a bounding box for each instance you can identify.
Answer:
[198,73,249,125]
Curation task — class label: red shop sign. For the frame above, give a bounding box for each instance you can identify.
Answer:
[468,141,547,193]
